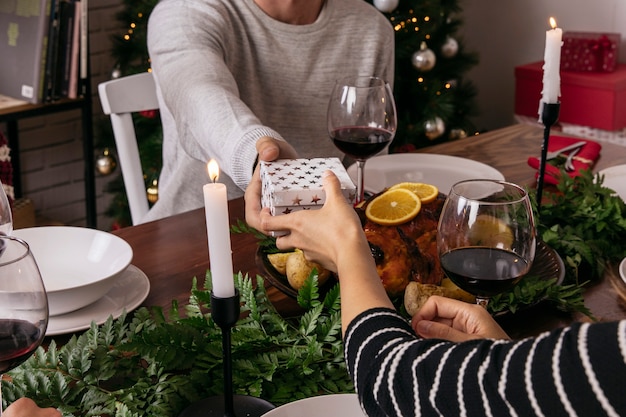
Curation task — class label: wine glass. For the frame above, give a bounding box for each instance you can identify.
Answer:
[437,179,536,308]
[0,236,48,414]
[327,75,397,203]
[0,180,12,236]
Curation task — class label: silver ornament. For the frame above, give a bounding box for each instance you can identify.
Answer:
[441,37,459,58]
[424,117,445,140]
[95,148,117,176]
[412,42,436,71]
[111,67,122,79]
[373,0,399,13]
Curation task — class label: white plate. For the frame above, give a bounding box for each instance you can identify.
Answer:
[597,164,626,202]
[620,258,626,285]
[262,394,364,417]
[347,153,505,195]
[46,265,150,336]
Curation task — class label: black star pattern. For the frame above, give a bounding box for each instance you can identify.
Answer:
[311,195,321,204]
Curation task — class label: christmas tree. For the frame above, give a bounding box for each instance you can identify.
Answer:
[99,0,478,226]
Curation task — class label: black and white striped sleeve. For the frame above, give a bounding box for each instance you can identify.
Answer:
[344,307,626,417]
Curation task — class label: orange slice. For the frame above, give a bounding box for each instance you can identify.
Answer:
[389,182,439,203]
[365,188,422,225]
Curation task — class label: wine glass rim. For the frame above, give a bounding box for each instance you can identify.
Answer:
[0,235,31,266]
[450,179,529,204]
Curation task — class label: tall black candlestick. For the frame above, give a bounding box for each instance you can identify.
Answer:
[536,102,560,214]
[178,290,275,417]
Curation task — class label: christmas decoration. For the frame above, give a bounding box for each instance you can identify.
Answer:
[147,178,159,204]
[373,0,399,13]
[441,36,459,58]
[411,42,437,71]
[101,0,479,227]
[424,117,445,140]
[95,148,117,176]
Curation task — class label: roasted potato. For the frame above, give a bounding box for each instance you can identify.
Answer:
[267,251,294,275]
[404,279,475,316]
[285,249,331,290]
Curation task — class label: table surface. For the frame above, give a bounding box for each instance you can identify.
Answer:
[112,123,626,339]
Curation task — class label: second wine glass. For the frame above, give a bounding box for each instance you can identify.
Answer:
[0,236,48,414]
[437,179,536,308]
[327,76,396,204]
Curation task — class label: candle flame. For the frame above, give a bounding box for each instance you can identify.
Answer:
[549,17,557,29]
[207,159,220,183]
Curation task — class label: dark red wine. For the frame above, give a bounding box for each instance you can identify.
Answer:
[0,319,44,373]
[330,126,393,159]
[440,247,529,297]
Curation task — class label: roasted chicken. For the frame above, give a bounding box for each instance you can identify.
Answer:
[357,193,446,297]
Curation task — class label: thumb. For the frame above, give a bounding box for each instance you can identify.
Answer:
[322,170,344,203]
[256,136,281,162]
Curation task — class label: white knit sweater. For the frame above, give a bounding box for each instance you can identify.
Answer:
[144,0,394,221]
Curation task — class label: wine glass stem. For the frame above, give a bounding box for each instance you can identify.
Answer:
[476,297,489,309]
[355,160,366,204]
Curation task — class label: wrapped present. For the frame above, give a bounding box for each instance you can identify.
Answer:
[561,32,620,73]
[515,61,626,131]
[260,157,356,215]
[527,135,602,185]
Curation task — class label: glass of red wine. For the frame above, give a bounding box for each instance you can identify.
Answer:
[0,236,48,414]
[437,179,536,308]
[327,75,396,203]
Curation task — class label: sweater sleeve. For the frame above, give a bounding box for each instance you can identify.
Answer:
[344,308,626,417]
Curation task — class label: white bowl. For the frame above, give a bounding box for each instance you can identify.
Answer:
[620,257,626,284]
[13,226,133,316]
[262,394,365,417]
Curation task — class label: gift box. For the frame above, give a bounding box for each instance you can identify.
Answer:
[561,32,620,73]
[260,158,356,215]
[514,61,626,131]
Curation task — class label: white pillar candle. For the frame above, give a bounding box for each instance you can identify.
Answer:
[203,159,235,298]
[541,17,562,104]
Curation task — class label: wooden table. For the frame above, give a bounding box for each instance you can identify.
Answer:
[113,124,626,339]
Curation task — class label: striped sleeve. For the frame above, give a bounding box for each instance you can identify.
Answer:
[344,308,626,417]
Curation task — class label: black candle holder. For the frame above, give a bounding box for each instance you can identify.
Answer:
[536,102,561,214]
[178,290,275,417]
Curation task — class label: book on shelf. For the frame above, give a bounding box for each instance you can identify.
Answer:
[0,0,52,104]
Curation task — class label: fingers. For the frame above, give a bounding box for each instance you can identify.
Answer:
[244,166,264,231]
[411,296,510,342]
[256,136,298,161]
[3,398,61,417]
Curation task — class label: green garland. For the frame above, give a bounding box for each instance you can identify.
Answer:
[4,273,349,416]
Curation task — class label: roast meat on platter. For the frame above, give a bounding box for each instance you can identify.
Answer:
[356,193,446,297]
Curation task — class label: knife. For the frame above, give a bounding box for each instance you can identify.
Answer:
[545,141,587,160]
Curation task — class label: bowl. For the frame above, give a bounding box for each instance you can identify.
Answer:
[620,257,626,284]
[13,226,133,316]
[262,394,364,417]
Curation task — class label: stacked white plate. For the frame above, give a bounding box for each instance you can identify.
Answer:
[13,226,150,335]
[597,165,626,284]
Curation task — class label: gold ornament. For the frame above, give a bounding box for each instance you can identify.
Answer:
[147,178,159,204]
[95,148,117,175]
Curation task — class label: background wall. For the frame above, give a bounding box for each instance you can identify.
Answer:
[461,0,626,132]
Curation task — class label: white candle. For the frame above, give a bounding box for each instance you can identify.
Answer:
[541,17,562,104]
[203,159,235,298]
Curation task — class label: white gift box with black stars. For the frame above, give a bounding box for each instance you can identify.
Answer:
[260,158,356,215]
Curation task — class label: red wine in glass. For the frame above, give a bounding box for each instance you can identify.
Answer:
[330,126,393,160]
[0,319,44,374]
[440,247,530,298]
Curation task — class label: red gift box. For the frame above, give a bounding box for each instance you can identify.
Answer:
[561,32,620,73]
[514,61,626,131]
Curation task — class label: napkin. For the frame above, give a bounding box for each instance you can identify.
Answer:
[527,135,602,185]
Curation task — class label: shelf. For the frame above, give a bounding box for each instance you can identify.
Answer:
[0,95,96,228]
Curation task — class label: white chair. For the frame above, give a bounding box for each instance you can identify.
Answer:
[98,72,158,225]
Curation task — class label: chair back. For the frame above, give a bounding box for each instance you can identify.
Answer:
[98,72,158,225]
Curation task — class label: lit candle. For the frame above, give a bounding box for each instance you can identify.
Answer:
[541,17,563,105]
[203,159,235,298]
